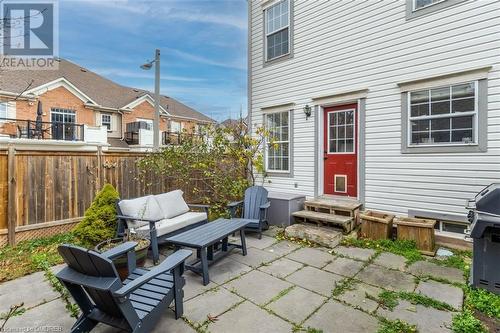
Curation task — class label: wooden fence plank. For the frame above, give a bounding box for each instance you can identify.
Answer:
[7,147,16,245]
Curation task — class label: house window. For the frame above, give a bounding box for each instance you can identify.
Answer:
[51,108,76,123]
[51,108,76,140]
[170,121,181,133]
[265,0,290,61]
[101,114,112,131]
[266,111,290,172]
[0,103,8,120]
[413,0,444,11]
[408,82,477,147]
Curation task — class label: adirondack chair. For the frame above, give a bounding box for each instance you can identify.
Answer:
[56,242,191,333]
[227,185,271,239]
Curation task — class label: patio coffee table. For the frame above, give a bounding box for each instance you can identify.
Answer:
[165,218,250,285]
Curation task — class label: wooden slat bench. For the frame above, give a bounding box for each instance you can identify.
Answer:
[292,210,354,233]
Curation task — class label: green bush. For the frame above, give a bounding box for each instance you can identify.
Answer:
[452,309,487,333]
[73,184,120,246]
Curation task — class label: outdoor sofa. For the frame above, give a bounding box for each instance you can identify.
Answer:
[116,190,209,263]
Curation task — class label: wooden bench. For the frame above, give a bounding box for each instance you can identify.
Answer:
[292,210,354,233]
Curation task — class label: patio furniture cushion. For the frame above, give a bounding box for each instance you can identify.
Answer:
[154,190,190,219]
[118,195,163,229]
[136,212,207,237]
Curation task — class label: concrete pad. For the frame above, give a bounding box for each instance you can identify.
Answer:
[286,247,335,268]
[337,282,383,313]
[151,309,196,333]
[304,300,379,333]
[207,258,252,284]
[373,252,407,271]
[183,271,218,301]
[415,280,464,310]
[262,226,283,238]
[333,246,376,261]
[378,300,454,333]
[228,247,279,268]
[263,240,300,256]
[224,270,293,305]
[357,264,416,292]
[230,234,277,250]
[209,301,292,333]
[407,261,465,284]
[286,266,343,296]
[184,287,243,324]
[267,286,326,324]
[0,271,60,314]
[4,298,75,332]
[259,257,304,278]
[323,256,365,277]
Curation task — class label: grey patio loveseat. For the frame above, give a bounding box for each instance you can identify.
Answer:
[116,190,209,263]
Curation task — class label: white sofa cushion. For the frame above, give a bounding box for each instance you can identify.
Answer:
[118,195,163,229]
[154,190,190,219]
[136,211,207,237]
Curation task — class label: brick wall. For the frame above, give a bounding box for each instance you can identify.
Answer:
[16,86,95,125]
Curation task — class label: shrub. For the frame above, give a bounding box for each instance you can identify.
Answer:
[452,309,487,333]
[73,184,120,246]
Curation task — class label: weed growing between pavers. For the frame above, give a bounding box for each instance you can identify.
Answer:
[377,318,417,333]
[341,238,423,264]
[331,278,356,297]
[452,309,488,333]
[463,285,500,319]
[275,229,316,247]
[371,290,455,312]
[429,249,471,271]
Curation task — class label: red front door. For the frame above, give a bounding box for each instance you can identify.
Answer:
[323,104,358,197]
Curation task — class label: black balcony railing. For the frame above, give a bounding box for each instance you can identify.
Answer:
[0,118,84,141]
[162,131,203,146]
[124,131,140,145]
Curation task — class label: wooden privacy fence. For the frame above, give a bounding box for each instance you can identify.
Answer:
[0,147,212,247]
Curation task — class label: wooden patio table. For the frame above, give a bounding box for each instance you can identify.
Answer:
[165,218,250,285]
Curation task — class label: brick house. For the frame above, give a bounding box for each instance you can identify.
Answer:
[0,58,214,150]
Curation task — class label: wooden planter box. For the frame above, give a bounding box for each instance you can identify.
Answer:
[360,210,395,240]
[395,217,437,256]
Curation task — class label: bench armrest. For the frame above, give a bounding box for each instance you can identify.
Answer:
[260,202,271,210]
[116,215,161,223]
[227,201,243,208]
[188,204,210,216]
[101,241,137,260]
[113,249,192,298]
[259,201,271,222]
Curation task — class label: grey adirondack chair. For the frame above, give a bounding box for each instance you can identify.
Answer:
[227,185,271,239]
[56,242,191,332]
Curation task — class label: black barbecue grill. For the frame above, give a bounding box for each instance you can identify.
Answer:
[466,183,500,294]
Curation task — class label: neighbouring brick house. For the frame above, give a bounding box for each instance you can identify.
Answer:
[0,58,214,150]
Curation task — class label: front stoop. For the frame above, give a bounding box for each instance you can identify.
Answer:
[285,223,343,248]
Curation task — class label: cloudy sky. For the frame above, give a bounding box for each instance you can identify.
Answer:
[59,0,248,121]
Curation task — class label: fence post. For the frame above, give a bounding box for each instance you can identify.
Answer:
[7,145,16,246]
[97,145,103,188]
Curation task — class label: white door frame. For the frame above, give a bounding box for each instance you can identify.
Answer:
[316,99,362,199]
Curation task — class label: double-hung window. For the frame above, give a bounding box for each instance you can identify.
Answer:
[101,113,112,131]
[265,0,290,62]
[408,82,478,147]
[266,111,290,172]
[0,102,8,120]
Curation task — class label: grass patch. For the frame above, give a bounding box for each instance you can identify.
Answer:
[341,238,423,264]
[373,290,455,312]
[0,232,81,282]
[377,319,417,333]
[452,309,488,333]
[429,249,471,271]
[464,286,500,319]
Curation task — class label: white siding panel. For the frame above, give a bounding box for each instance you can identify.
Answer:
[250,0,500,217]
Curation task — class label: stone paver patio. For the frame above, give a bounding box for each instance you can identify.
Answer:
[0,230,467,332]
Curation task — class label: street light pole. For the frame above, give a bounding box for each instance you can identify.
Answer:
[153,49,160,150]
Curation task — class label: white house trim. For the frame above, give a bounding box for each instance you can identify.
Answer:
[24,78,99,105]
[312,89,369,107]
[397,66,492,92]
[121,94,170,115]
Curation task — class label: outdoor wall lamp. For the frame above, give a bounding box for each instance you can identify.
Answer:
[303,104,312,120]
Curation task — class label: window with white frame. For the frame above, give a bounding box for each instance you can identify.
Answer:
[408,82,477,146]
[265,0,290,61]
[266,111,289,172]
[170,120,181,133]
[0,102,8,120]
[413,0,445,10]
[101,113,112,131]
